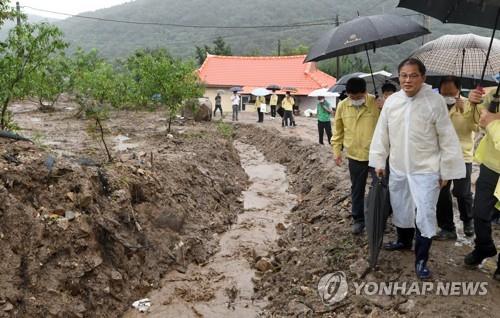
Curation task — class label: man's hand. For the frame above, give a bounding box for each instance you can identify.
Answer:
[455,98,465,113]
[376,97,385,109]
[479,109,500,128]
[439,179,449,189]
[468,88,484,105]
[375,168,385,177]
[335,156,343,166]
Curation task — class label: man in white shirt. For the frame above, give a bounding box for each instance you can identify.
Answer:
[231,92,240,121]
[369,58,465,279]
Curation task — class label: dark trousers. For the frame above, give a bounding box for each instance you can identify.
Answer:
[317,121,332,145]
[348,159,371,224]
[283,110,293,127]
[271,105,277,118]
[436,163,473,231]
[257,107,264,122]
[473,164,500,257]
[213,105,223,117]
[396,226,432,265]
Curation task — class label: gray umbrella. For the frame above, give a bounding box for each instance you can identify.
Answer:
[305,14,429,95]
[229,86,243,92]
[409,34,500,77]
[398,0,500,112]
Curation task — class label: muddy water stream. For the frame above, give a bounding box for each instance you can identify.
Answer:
[124,141,296,317]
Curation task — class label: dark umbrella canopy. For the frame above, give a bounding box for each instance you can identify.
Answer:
[266,84,281,91]
[305,14,430,63]
[398,0,500,30]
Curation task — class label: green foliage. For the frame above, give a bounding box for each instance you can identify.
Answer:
[126,48,204,132]
[28,53,71,110]
[0,22,67,129]
[195,36,232,65]
[216,120,233,139]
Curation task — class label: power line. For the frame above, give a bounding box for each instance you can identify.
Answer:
[22,6,335,29]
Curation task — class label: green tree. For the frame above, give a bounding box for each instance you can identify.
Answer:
[0,22,67,129]
[318,55,371,78]
[128,49,204,132]
[72,59,117,162]
[273,39,309,56]
[195,36,232,65]
[28,54,71,111]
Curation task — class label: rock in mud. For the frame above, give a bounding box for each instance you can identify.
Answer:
[398,299,416,314]
[349,258,370,279]
[255,258,273,272]
[3,302,13,312]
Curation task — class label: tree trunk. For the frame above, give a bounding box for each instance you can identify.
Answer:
[1,96,11,130]
[168,114,173,133]
[96,117,113,163]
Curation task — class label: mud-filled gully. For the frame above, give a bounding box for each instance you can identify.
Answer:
[124,141,296,317]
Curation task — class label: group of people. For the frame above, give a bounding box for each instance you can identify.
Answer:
[330,57,500,280]
[213,90,297,127]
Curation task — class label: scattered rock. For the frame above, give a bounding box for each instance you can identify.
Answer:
[57,218,70,230]
[255,258,273,272]
[65,210,76,221]
[276,222,287,232]
[287,299,312,315]
[349,258,370,279]
[3,302,13,312]
[110,270,123,281]
[398,299,416,314]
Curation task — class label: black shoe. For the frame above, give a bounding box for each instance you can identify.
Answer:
[463,221,474,237]
[352,222,365,235]
[415,260,432,280]
[384,241,412,251]
[434,229,457,241]
[464,249,497,267]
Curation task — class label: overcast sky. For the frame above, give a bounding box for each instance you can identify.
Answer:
[10,0,135,19]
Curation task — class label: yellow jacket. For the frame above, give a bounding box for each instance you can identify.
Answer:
[282,96,295,111]
[475,119,500,174]
[449,99,479,163]
[255,96,265,107]
[332,94,380,161]
[270,94,278,106]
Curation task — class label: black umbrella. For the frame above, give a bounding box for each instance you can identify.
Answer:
[305,14,430,95]
[398,0,500,112]
[266,84,281,91]
[366,180,391,269]
[330,71,393,95]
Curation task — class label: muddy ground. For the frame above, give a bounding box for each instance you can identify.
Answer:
[1,102,500,317]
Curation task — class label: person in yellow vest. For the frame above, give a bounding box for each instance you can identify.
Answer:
[332,77,380,234]
[255,95,266,123]
[435,76,477,240]
[281,91,295,128]
[270,91,279,119]
[463,88,500,281]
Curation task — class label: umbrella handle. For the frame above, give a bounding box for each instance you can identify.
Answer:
[364,45,378,97]
[480,7,500,86]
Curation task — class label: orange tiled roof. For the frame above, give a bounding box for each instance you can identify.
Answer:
[197,54,336,95]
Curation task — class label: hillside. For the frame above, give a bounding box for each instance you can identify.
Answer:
[23,0,500,70]
[0,14,58,39]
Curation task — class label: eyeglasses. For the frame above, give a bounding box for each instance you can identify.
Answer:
[399,73,421,80]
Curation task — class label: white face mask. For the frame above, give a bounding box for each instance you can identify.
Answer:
[351,98,365,107]
[444,96,456,106]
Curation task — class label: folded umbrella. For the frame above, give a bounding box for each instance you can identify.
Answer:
[366,180,392,269]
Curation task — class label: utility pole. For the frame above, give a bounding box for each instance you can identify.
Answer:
[278,39,281,56]
[335,14,340,78]
[422,14,431,44]
[16,1,21,26]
